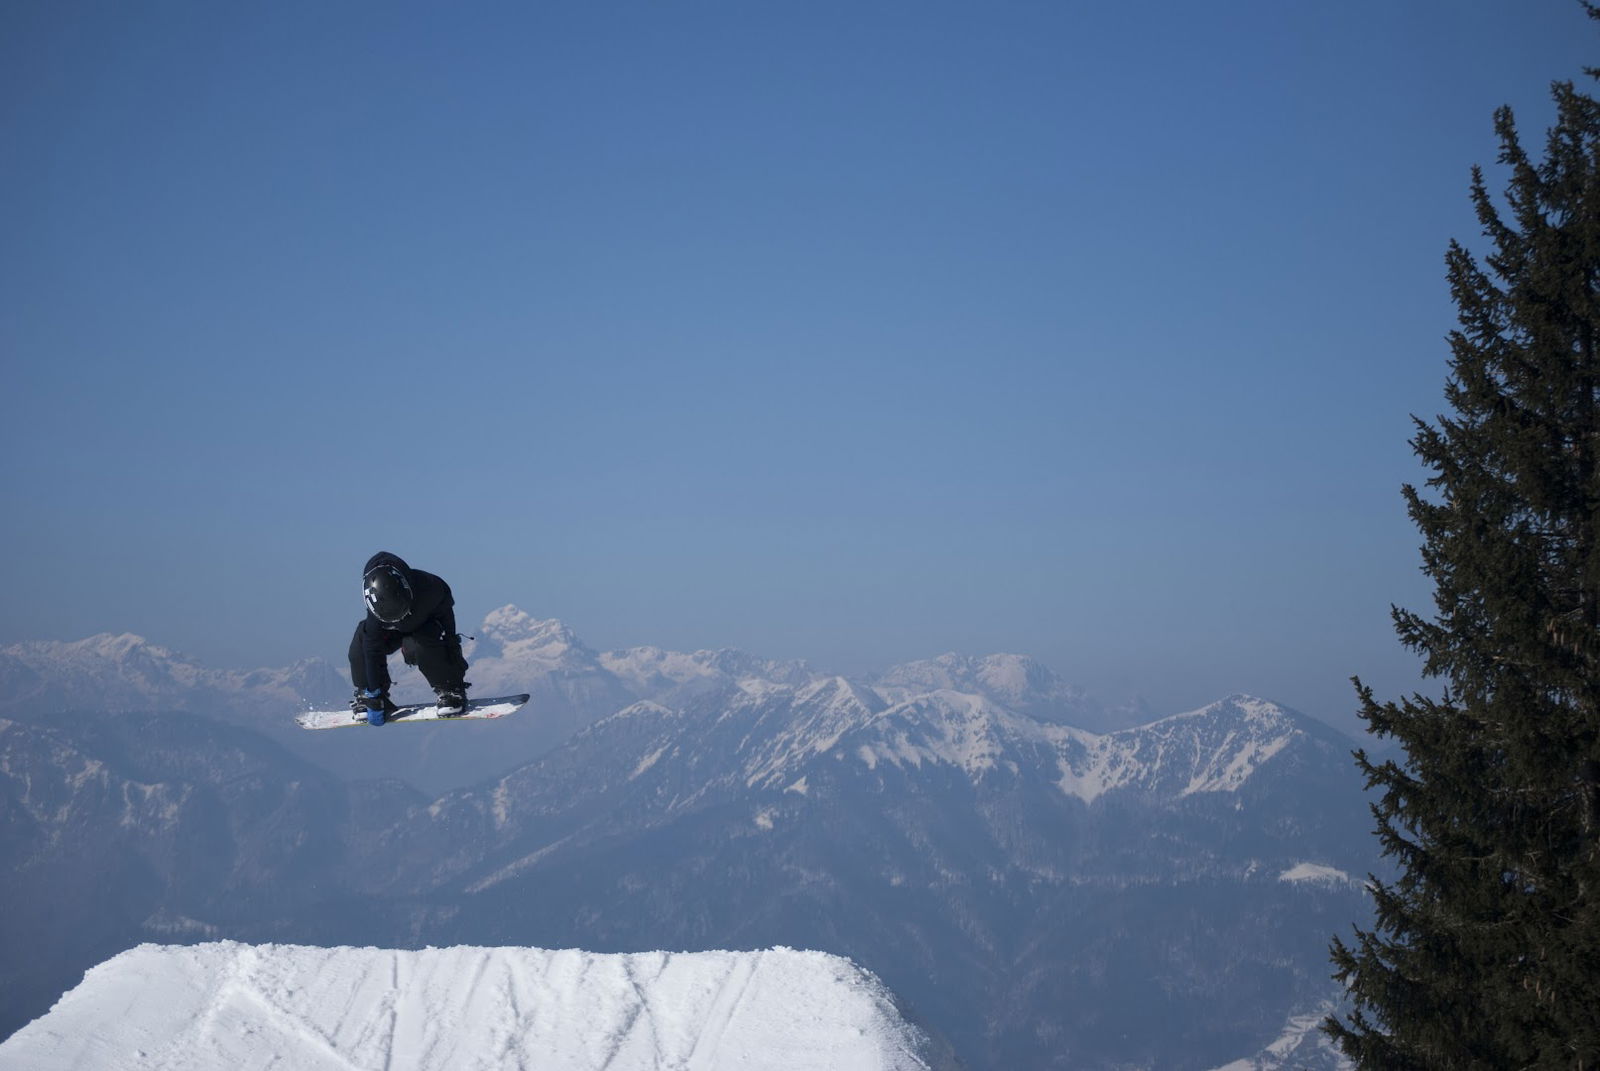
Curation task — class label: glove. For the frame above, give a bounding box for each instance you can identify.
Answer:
[361,688,390,726]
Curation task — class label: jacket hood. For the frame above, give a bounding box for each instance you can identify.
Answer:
[363,551,412,580]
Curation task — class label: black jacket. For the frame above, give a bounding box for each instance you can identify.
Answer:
[360,551,455,687]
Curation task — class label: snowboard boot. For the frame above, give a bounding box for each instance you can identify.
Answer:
[434,683,469,718]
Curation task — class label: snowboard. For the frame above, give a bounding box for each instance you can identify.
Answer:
[295,693,531,731]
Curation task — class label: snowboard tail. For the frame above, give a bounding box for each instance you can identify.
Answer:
[296,693,531,731]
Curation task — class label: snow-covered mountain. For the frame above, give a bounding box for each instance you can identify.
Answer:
[0,942,945,1071]
[464,604,817,702]
[0,609,1147,793]
[0,615,1370,1069]
[0,610,827,792]
[0,633,348,718]
[470,677,1336,813]
[876,651,1126,730]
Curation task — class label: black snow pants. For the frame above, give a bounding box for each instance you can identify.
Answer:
[348,614,468,694]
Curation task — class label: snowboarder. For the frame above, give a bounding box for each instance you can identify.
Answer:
[350,551,470,725]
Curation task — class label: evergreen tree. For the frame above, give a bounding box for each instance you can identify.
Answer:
[1326,19,1600,1070]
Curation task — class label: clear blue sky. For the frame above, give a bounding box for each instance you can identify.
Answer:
[2,1,1592,730]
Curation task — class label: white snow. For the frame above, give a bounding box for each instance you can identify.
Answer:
[469,607,594,676]
[851,691,1019,778]
[464,836,575,893]
[1181,731,1292,796]
[1049,696,1304,804]
[600,645,723,690]
[738,677,887,789]
[873,652,1103,725]
[612,700,678,720]
[0,942,935,1071]
[598,644,813,696]
[1208,997,1350,1070]
[631,745,670,779]
[1278,862,1355,887]
[1053,743,1122,804]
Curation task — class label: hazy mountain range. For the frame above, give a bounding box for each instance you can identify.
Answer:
[1,606,1152,793]
[0,608,1370,1069]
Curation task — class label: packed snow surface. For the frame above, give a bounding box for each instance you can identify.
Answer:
[0,942,934,1071]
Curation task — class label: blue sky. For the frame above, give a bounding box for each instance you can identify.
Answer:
[3,1,1592,730]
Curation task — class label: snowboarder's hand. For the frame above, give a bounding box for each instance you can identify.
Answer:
[361,689,390,726]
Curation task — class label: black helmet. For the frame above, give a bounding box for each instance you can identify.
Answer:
[364,563,413,623]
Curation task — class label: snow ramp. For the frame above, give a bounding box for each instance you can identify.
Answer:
[0,942,942,1071]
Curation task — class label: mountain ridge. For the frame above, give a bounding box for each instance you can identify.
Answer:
[0,607,1344,745]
